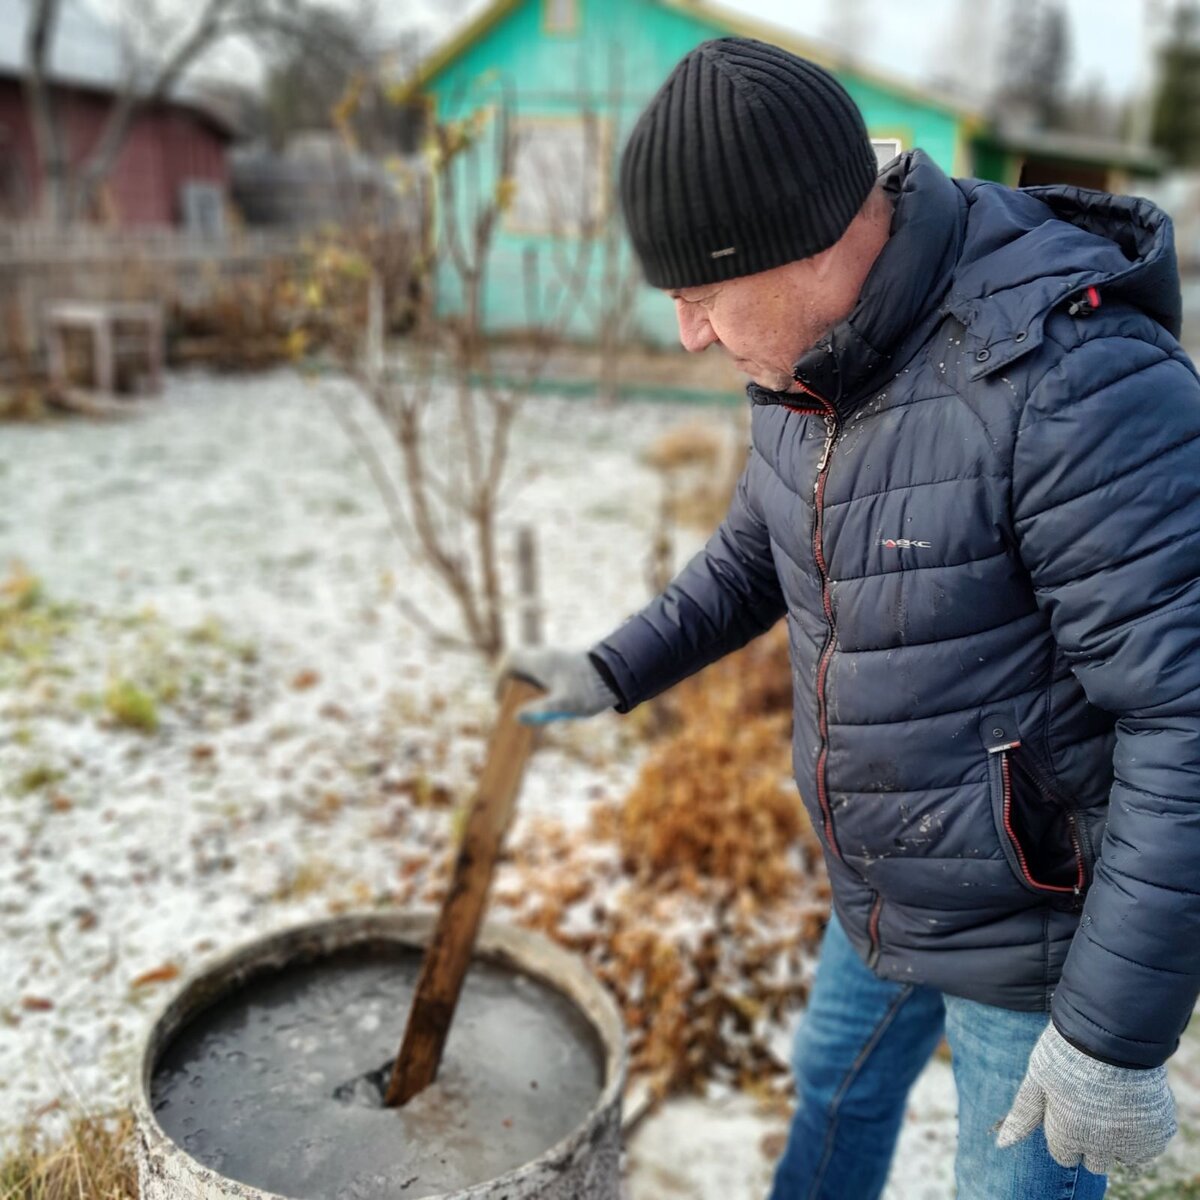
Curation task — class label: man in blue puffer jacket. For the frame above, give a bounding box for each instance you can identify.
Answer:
[503,37,1198,1199]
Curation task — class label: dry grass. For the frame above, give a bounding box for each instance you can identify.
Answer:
[0,1112,137,1200]
[0,564,77,692]
[0,386,51,422]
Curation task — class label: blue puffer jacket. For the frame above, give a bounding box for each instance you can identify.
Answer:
[590,149,1200,1069]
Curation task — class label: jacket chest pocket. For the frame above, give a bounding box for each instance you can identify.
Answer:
[986,741,1090,910]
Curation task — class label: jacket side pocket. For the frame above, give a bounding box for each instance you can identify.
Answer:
[986,741,1088,908]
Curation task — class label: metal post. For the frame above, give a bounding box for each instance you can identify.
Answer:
[366,269,384,388]
[516,525,543,647]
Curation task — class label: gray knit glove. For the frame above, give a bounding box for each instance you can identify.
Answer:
[498,647,620,724]
[996,1023,1177,1175]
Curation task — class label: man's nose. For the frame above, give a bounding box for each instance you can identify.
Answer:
[675,301,718,353]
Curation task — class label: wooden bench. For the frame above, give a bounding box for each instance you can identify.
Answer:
[44,301,164,399]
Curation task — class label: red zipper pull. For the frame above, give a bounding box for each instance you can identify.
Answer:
[1067,286,1102,317]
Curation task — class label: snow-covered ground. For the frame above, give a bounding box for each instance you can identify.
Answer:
[1,368,1197,1199]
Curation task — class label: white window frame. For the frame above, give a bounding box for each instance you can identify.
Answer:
[505,114,609,237]
[180,180,226,239]
[871,138,903,170]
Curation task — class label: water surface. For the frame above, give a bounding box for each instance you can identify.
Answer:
[150,945,605,1198]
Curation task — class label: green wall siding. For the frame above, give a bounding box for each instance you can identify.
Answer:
[841,75,961,176]
[971,142,1016,185]
[427,0,969,347]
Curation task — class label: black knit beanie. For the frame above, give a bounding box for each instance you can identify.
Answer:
[619,37,879,289]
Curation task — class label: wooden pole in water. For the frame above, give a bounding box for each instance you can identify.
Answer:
[385,674,542,1107]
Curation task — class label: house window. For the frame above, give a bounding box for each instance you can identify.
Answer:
[872,138,903,170]
[180,181,226,239]
[543,0,578,33]
[507,116,606,236]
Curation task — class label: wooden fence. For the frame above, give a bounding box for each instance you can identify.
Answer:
[0,223,304,378]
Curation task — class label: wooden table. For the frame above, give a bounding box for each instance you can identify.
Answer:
[44,301,164,398]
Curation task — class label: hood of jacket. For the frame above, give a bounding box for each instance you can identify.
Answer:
[753,148,1183,415]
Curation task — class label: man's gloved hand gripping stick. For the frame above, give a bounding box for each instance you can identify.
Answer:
[499,646,620,724]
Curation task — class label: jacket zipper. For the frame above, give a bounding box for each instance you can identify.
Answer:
[782,384,888,964]
[792,379,842,862]
[791,379,885,964]
[866,894,884,968]
[996,745,1087,895]
[1008,749,1089,893]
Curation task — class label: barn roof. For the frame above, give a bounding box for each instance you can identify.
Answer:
[0,0,126,92]
[0,0,239,136]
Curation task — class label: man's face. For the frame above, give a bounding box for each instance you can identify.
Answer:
[667,253,857,393]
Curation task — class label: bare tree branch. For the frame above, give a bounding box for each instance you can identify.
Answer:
[30,0,370,224]
[317,64,619,662]
[70,0,240,219]
[319,380,468,650]
[23,0,68,224]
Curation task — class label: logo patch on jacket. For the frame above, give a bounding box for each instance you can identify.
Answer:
[879,538,932,549]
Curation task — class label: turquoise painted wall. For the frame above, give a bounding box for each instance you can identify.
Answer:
[425,0,969,348]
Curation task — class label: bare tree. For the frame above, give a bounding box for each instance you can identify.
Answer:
[823,0,869,60]
[1152,0,1200,165]
[22,0,361,225]
[924,0,998,104]
[993,0,1072,128]
[318,75,596,661]
[562,42,644,406]
[22,0,70,225]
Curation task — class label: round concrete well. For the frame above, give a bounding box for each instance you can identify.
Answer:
[134,910,626,1199]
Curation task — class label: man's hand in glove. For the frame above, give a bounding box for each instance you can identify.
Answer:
[997,1022,1177,1176]
[497,648,619,724]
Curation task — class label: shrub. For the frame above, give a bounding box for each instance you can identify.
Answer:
[103,680,159,733]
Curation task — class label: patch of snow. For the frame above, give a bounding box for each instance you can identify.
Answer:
[0,368,708,1143]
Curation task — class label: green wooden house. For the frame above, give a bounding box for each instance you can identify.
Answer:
[412,0,986,348]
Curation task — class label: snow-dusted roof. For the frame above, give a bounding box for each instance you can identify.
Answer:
[0,0,129,93]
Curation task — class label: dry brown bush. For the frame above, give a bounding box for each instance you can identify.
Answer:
[165,228,409,374]
[610,624,814,901]
[0,386,51,421]
[642,416,750,537]
[167,262,303,372]
[0,305,51,421]
[641,420,727,472]
[497,622,830,1104]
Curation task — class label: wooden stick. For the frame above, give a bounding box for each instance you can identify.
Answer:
[385,674,542,1107]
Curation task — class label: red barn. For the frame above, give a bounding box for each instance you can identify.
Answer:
[0,0,237,229]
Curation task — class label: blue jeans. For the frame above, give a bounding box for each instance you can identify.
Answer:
[768,911,1108,1200]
